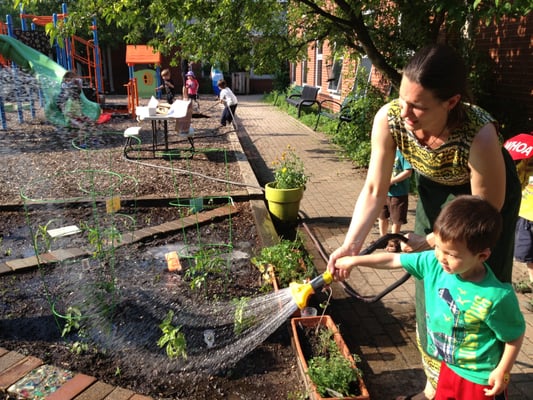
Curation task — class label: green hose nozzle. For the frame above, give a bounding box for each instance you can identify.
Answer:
[289,271,333,310]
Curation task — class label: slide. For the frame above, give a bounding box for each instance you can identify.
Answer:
[0,34,100,126]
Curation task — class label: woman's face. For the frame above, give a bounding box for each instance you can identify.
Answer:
[398,76,451,132]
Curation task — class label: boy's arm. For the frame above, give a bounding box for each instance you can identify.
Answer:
[391,168,412,185]
[334,253,403,281]
[484,334,525,396]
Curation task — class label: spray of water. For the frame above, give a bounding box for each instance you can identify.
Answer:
[78,282,299,374]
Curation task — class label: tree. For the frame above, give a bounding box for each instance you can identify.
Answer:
[13,0,531,85]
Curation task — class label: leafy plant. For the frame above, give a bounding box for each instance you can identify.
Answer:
[61,306,83,337]
[61,306,90,355]
[185,248,226,296]
[270,145,309,189]
[232,296,257,335]
[157,310,188,360]
[252,236,315,289]
[307,328,363,398]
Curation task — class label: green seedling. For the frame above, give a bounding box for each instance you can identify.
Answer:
[233,296,256,335]
[157,310,187,360]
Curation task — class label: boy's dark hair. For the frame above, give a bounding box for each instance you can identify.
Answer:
[433,195,502,254]
[217,79,227,89]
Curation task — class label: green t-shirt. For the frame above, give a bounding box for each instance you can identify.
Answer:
[400,251,525,385]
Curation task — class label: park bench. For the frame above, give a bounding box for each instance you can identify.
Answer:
[314,56,373,132]
[285,85,320,118]
[314,95,357,132]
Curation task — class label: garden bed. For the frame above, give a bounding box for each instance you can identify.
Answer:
[0,90,306,399]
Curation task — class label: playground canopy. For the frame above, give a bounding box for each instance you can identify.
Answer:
[125,45,161,65]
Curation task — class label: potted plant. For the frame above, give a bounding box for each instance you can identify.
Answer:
[265,145,309,223]
[291,315,370,400]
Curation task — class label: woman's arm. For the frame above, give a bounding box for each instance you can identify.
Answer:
[327,104,397,272]
[469,123,506,210]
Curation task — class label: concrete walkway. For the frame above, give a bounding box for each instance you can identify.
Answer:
[235,94,533,399]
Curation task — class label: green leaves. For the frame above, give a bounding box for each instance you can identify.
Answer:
[157,310,188,359]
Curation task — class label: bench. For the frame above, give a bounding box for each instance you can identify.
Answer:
[314,95,356,132]
[285,85,320,118]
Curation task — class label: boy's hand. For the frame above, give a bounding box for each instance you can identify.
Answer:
[484,370,510,396]
[333,256,357,281]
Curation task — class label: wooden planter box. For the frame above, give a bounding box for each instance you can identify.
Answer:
[291,315,370,400]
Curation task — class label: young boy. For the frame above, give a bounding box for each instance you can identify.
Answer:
[333,195,525,400]
[156,68,176,104]
[217,79,238,128]
[378,148,412,252]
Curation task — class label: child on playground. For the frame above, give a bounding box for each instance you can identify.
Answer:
[56,70,86,128]
[185,71,200,109]
[332,195,525,400]
[378,148,412,252]
[217,79,238,128]
[156,68,176,104]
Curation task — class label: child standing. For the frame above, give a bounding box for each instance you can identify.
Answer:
[378,148,412,252]
[333,195,525,400]
[217,79,238,128]
[185,71,200,110]
[156,68,176,104]
[56,70,86,128]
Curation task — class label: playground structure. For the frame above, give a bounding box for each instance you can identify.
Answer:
[125,44,162,119]
[0,3,103,129]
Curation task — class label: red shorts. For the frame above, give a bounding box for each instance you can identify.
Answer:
[435,362,507,400]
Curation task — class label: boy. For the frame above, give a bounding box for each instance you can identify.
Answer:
[156,68,176,104]
[217,79,238,128]
[333,195,525,400]
[378,148,412,252]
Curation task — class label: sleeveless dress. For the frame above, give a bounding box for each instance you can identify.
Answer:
[387,99,521,387]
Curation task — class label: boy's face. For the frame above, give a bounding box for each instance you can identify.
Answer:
[433,234,489,279]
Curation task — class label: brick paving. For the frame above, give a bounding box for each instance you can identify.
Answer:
[1,94,532,399]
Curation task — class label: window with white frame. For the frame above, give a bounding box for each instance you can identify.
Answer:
[301,59,307,84]
[327,58,343,93]
[315,41,323,87]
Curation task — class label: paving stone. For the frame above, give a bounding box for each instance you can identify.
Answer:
[0,351,26,374]
[0,263,12,274]
[45,373,97,400]
[103,386,135,399]
[0,356,43,390]
[73,381,115,400]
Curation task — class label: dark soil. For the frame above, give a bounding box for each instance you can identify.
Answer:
[0,91,305,399]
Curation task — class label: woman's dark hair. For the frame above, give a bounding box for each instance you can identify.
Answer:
[403,44,470,127]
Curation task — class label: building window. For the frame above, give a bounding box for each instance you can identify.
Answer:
[302,59,307,84]
[327,58,343,93]
[291,62,296,83]
[316,41,323,87]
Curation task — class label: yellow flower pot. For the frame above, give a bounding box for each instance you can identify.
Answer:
[264,182,304,223]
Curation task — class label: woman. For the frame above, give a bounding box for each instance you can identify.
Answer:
[327,44,520,399]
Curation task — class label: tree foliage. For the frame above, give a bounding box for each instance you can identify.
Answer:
[11,0,531,82]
